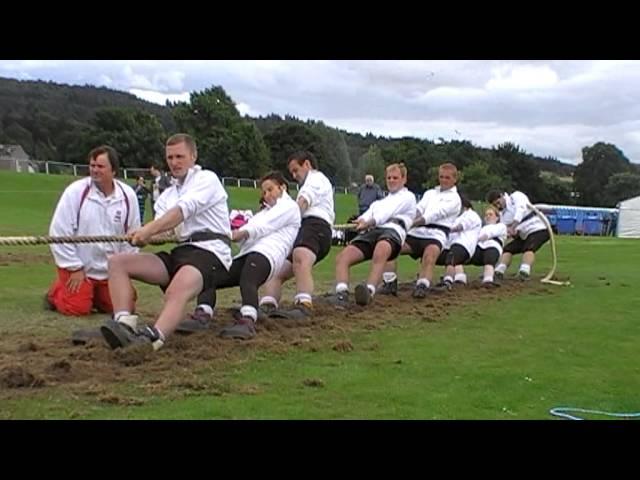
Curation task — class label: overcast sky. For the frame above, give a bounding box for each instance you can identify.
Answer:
[2,60,639,165]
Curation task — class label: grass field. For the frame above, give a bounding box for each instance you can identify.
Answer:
[0,170,638,419]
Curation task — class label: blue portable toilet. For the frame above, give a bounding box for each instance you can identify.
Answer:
[583,211,603,235]
[556,207,577,235]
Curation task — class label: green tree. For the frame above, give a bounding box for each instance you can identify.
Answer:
[263,122,330,180]
[603,172,640,206]
[172,86,270,178]
[574,142,631,206]
[309,121,352,186]
[77,107,166,169]
[357,145,386,187]
[458,161,504,201]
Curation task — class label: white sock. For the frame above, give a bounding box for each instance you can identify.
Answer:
[151,327,165,351]
[259,296,279,309]
[336,282,349,293]
[443,275,454,284]
[240,305,258,322]
[196,304,213,316]
[519,264,531,275]
[367,284,376,296]
[417,278,430,288]
[294,293,312,304]
[454,273,467,284]
[154,327,166,342]
[115,312,138,330]
[483,275,494,283]
[495,263,507,274]
[114,310,131,322]
[383,272,397,283]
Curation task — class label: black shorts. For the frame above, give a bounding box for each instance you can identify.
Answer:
[405,235,443,260]
[351,228,403,261]
[156,244,227,292]
[288,216,333,264]
[469,247,500,266]
[437,243,469,266]
[504,229,550,255]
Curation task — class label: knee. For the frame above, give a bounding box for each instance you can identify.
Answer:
[164,283,193,303]
[423,248,439,263]
[372,245,391,263]
[108,253,128,273]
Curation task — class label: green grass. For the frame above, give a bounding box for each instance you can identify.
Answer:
[1,170,638,419]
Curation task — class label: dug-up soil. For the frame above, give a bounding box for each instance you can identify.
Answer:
[0,277,556,404]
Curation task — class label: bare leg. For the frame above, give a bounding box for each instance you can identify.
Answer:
[154,265,203,337]
[335,245,366,287]
[418,244,441,284]
[261,260,293,305]
[108,252,169,313]
[292,247,317,299]
[367,241,393,287]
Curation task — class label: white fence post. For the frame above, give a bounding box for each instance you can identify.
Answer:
[73,164,77,176]
[45,161,49,175]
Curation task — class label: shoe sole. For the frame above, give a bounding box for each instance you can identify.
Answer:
[100,320,129,350]
[175,322,210,334]
[354,284,370,306]
[219,331,255,340]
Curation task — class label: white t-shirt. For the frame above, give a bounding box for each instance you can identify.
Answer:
[408,185,461,246]
[500,191,546,239]
[476,223,508,256]
[49,177,141,280]
[448,208,482,255]
[297,169,335,226]
[154,165,233,270]
[236,192,301,280]
[357,187,417,244]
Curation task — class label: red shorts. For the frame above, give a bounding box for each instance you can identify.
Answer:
[47,268,135,316]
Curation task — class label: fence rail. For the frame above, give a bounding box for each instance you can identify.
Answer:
[0,158,357,194]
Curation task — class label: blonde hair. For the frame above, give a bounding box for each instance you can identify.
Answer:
[439,162,458,178]
[386,162,407,178]
[485,206,500,217]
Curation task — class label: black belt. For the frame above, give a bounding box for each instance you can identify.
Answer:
[182,230,231,247]
[521,211,537,223]
[389,217,408,231]
[425,223,451,235]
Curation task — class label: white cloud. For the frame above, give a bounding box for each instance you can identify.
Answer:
[3,60,640,163]
[486,64,559,90]
[129,89,190,105]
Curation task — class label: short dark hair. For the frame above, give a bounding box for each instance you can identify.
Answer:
[486,189,504,204]
[260,171,288,188]
[88,145,119,176]
[287,150,317,169]
[458,192,473,210]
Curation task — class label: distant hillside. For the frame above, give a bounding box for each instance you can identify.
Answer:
[0,77,575,179]
[0,77,175,161]
[0,77,175,129]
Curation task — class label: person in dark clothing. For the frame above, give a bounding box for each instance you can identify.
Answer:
[357,174,384,215]
[133,176,151,223]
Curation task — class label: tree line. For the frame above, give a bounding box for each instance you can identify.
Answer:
[1,77,638,206]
